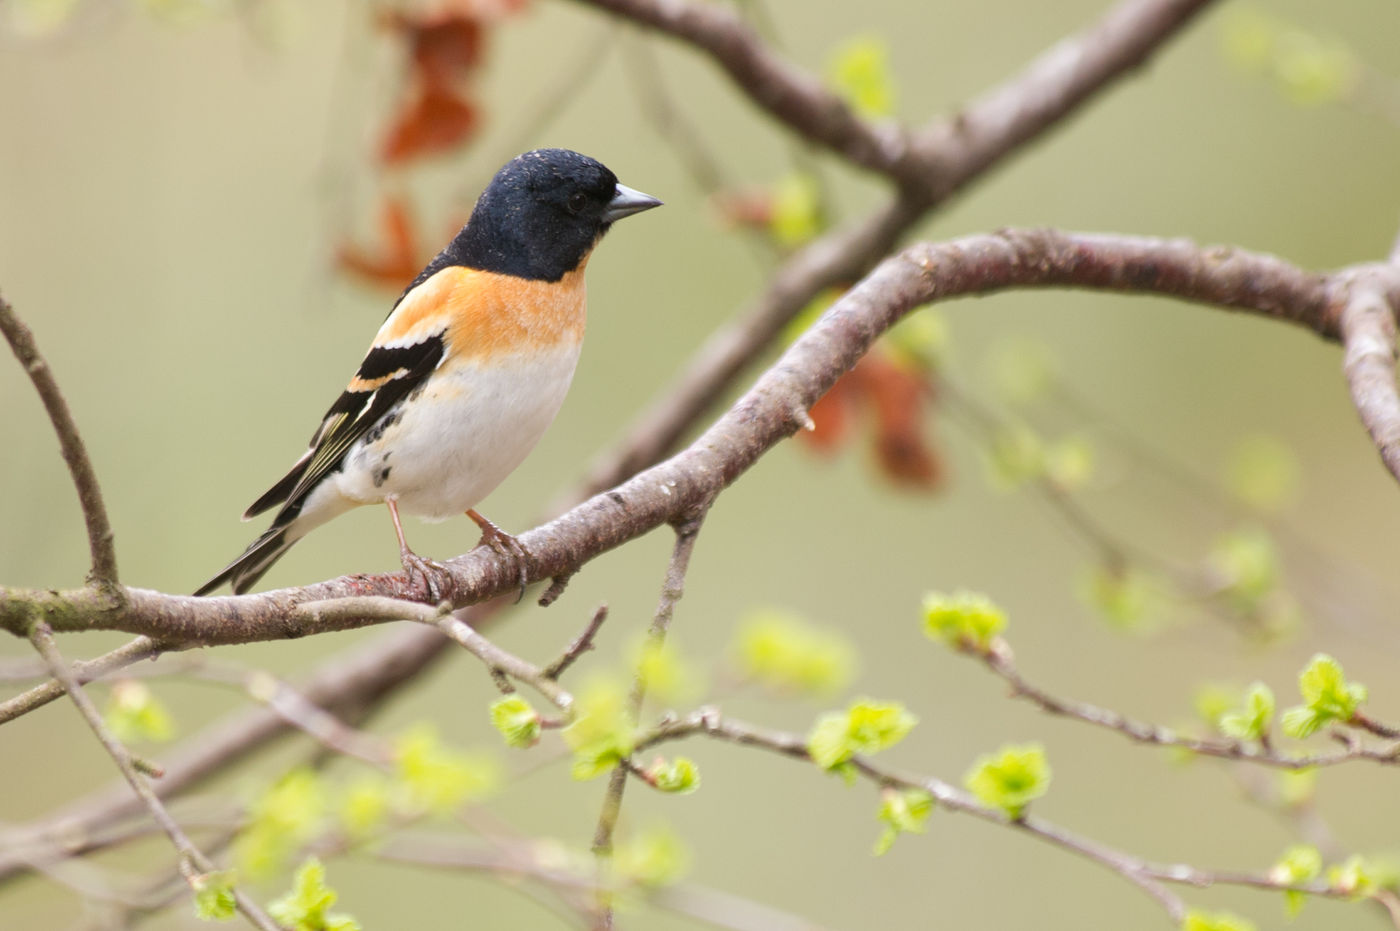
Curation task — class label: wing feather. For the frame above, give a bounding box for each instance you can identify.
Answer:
[262,335,446,523]
[239,264,514,525]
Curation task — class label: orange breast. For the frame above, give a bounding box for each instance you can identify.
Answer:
[376,263,588,362]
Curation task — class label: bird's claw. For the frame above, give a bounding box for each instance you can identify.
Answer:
[475,526,533,604]
[400,550,448,602]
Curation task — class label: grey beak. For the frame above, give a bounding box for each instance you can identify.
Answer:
[602,183,663,223]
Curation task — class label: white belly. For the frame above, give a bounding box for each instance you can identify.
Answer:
[333,344,581,519]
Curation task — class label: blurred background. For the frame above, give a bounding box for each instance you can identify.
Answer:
[2,0,1400,927]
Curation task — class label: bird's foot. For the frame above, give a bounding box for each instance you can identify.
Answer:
[400,549,448,603]
[467,509,533,602]
[387,497,447,602]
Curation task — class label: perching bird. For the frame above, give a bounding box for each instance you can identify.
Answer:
[195,148,661,595]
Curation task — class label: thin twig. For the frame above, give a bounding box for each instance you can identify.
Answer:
[376,834,834,931]
[28,623,281,931]
[464,21,618,209]
[641,515,706,653]
[545,604,610,681]
[377,838,592,927]
[569,0,914,184]
[10,845,173,912]
[185,660,394,766]
[590,513,707,930]
[431,616,575,713]
[5,649,392,766]
[0,636,164,725]
[290,594,449,625]
[643,710,1387,925]
[293,595,581,717]
[977,642,1400,769]
[2,795,244,883]
[0,624,451,885]
[0,295,119,585]
[910,0,1217,197]
[76,825,245,930]
[294,596,589,717]
[1351,711,1400,741]
[1231,766,1345,860]
[639,710,1185,919]
[650,883,835,931]
[939,378,1192,582]
[620,36,740,203]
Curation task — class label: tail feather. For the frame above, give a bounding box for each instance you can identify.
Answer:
[194,525,299,596]
[243,449,313,520]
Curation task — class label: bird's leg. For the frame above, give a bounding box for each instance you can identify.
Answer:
[466,508,533,602]
[387,497,445,601]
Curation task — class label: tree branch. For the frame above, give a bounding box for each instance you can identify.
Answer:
[0,295,119,585]
[910,0,1216,198]
[979,641,1400,769]
[574,0,1222,495]
[181,660,395,766]
[0,623,450,884]
[2,228,1392,894]
[28,623,280,931]
[590,512,708,929]
[640,710,1186,919]
[433,614,576,713]
[569,0,917,184]
[376,833,836,930]
[4,1,1392,924]
[573,0,1218,202]
[544,604,610,680]
[0,230,1379,650]
[642,709,1384,925]
[1337,269,1400,483]
[0,636,165,725]
[573,196,924,500]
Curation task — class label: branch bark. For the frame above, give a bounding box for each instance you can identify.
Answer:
[590,512,707,929]
[0,295,119,585]
[1338,269,1400,482]
[575,0,1222,494]
[1,230,1382,650]
[0,636,164,725]
[7,2,1392,924]
[0,0,1235,872]
[570,0,918,184]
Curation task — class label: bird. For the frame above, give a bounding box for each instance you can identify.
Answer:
[195,148,661,596]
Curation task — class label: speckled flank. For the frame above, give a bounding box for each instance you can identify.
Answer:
[373,262,589,361]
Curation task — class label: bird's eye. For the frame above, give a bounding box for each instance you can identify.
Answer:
[566,192,588,214]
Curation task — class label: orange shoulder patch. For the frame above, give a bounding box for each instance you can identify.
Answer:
[375,266,466,346]
[375,263,588,362]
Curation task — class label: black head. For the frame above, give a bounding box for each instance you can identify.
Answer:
[437,148,660,283]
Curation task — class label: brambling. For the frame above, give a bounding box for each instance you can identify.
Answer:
[195,148,661,595]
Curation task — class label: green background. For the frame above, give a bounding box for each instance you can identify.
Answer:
[2,0,1399,927]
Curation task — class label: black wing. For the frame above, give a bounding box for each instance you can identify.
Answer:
[243,334,446,523]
